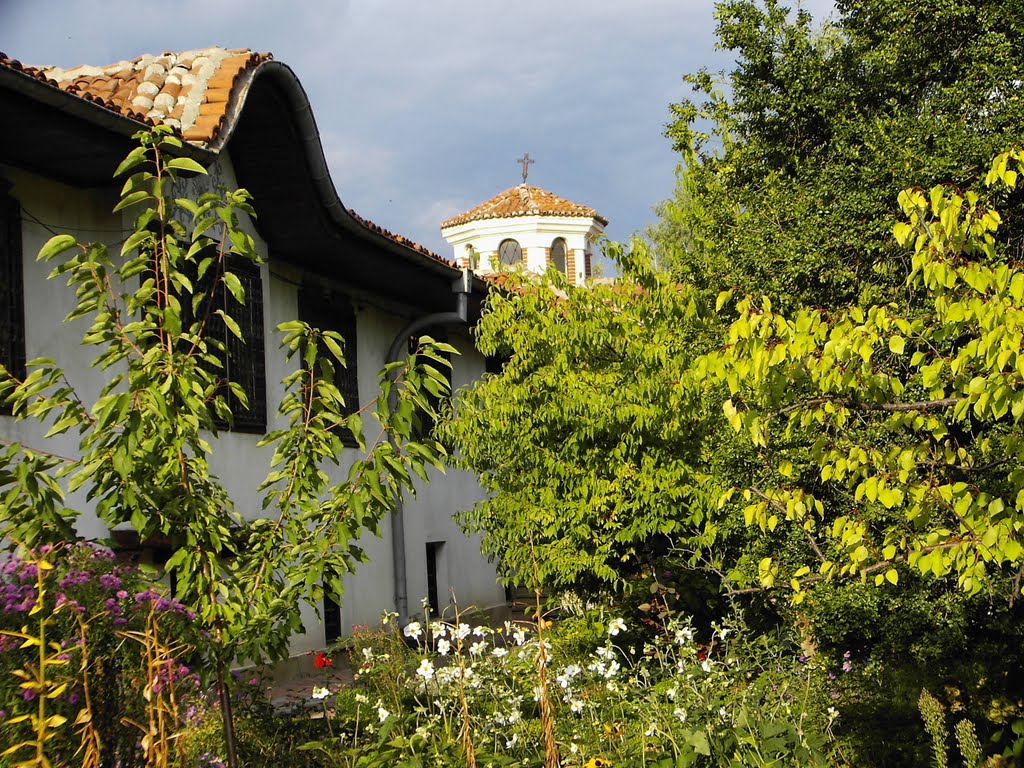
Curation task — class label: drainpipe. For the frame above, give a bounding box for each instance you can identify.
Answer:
[386,269,473,625]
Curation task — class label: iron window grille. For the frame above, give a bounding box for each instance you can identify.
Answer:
[298,284,359,448]
[0,183,25,416]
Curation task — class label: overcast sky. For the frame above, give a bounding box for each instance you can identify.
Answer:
[1,0,835,264]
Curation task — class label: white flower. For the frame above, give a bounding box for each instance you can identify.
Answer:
[492,646,508,658]
[361,647,373,659]
[311,686,330,700]
[666,686,678,701]
[436,638,451,656]
[506,733,519,749]
[570,699,584,713]
[512,626,527,645]
[454,623,471,640]
[429,621,447,638]
[354,692,368,704]
[416,659,435,680]
[596,644,613,660]
[469,641,486,656]
[570,742,579,754]
[403,621,423,639]
[608,617,626,636]
[718,706,728,720]
[645,722,657,737]
[716,626,732,640]
[472,625,489,637]
[674,627,694,645]
[377,706,391,722]
[674,707,687,723]
[701,659,712,673]
[605,659,621,678]
[414,725,430,741]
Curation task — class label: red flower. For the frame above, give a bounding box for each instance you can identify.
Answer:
[314,652,332,669]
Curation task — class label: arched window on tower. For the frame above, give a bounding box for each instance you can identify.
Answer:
[550,237,567,274]
[497,238,522,268]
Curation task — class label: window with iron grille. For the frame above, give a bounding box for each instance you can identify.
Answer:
[0,183,25,416]
[190,254,267,433]
[550,237,567,274]
[497,238,522,267]
[298,284,359,448]
[218,258,266,432]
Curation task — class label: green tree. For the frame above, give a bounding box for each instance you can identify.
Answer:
[707,152,1024,599]
[659,0,1024,309]
[444,253,721,587]
[0,127,454,766]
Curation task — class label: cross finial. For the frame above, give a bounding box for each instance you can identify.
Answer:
[517,152,534,184]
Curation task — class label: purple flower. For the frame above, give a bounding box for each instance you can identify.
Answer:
[98,573,122,590]
[22,688,37,702]
[68,692,79,705]
[116,590,128,599]
[842,660,853,673]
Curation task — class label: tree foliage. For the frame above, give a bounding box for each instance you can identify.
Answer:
[707,152,1024,599]
[0,126,454,664]
[444,254,718,587]
[659,0,1024,308]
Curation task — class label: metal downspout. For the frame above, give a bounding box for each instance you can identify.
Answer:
[387,269,473,625]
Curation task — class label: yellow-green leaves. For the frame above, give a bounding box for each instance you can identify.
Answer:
[712,154,1024,597]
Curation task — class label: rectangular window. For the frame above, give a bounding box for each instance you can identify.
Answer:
[408,328,451,439]
[190,254,267,433]
[323,584,342,645]
[0,184,25,416]
[298,285,359,448]
[425,541,444,619]
[221,258,266,432]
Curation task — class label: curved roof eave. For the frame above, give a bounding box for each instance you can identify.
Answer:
[1,52,485,293]
[216,60,480,285]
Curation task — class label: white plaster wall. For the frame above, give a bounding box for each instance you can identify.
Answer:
[441,214,604,285]
[1,157,503,658]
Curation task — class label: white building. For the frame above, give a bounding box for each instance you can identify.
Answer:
[0,48,506,659]
[440,184,607,286]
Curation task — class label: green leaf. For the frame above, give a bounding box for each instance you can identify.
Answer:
[165,157,208,175]
[37,234,78,262]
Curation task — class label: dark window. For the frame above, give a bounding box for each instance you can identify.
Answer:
[0,183,25,415]
[298,285,359,448]
[550,238,567,274]
[484,355,507,375]
[497,239,522,267]
[191,254,266,433]
[324,581,342,645]
[408,328,451,439]
[425,541,443,619]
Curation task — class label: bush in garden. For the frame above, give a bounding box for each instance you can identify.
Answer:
[301,608,839,767]
[0,542,204,767]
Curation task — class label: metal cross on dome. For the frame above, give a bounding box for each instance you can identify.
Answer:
[517,152,534,183]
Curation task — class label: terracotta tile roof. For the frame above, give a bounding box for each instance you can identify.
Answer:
[0,48,454,272]
[0,48,272,145]
[440,184,608,229]
[347,210,457,268]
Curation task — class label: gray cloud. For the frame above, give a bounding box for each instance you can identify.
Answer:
[1,0,836,262]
